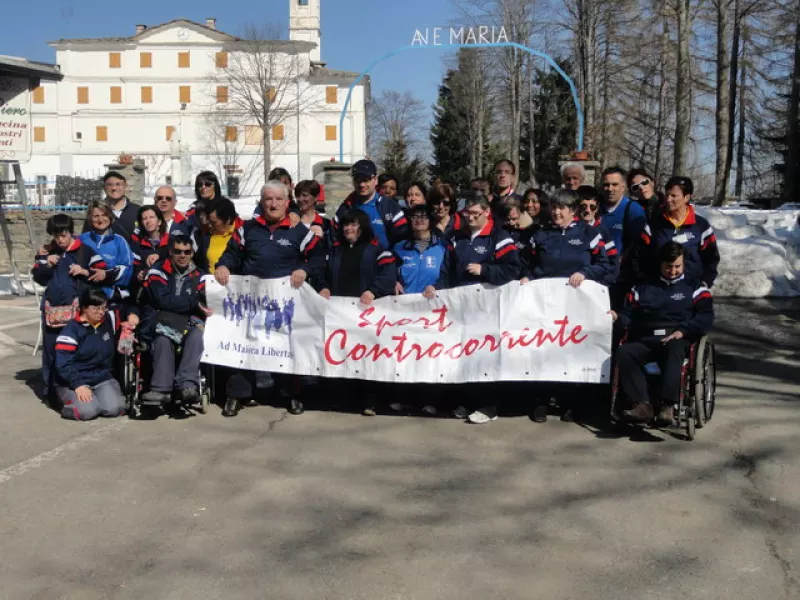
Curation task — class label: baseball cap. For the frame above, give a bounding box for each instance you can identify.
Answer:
[351,160,377,178]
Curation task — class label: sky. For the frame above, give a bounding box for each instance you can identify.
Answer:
[5,0,459,127]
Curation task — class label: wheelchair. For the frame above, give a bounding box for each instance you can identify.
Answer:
[610,335,717,440]
[123,341,213,418]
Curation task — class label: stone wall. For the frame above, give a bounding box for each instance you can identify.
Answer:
[322,162,353,218]
[0,209,87,274]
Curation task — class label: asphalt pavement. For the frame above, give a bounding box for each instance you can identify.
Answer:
[0,294,798,600]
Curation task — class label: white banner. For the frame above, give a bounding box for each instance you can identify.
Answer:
[0,77,32,163]
[202,276,613,384]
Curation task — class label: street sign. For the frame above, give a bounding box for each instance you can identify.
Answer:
[0,76,32,163]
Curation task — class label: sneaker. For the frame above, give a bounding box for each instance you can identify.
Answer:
[532,405,548,423]
[452,405,469,420]
[141,391,170,406]
[623,402,655,423]
[560,408,575,422]
[179,387,199,403]
[421,405,437,416]
[362,405,377,416]
[655,404,674,426]
[288,398,304,415]
[468,405,498,424]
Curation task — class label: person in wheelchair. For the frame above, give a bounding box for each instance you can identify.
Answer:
[140,235,211,406]
[610,242,714,425]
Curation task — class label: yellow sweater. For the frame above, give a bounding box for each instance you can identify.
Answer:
[207,227,235,272]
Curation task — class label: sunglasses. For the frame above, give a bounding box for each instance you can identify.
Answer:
[410,214,430,220]
[430,199,449,206]
[155,195,174,201]
[199,181,215,188]
[630,178,651,193]
[170,248,193,256]
[580,203,598,211]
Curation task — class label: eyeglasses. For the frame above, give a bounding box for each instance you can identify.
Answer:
[170,248,193,256]
[465,209,486,218]
[199,181,215,188]
[85,305,108,313]
[579,203,598,211]
[410,214,430,221]
[155,195,174,201]
[630,178,651,193]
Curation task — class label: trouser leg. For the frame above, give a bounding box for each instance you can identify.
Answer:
[226,370,255,400]
[175,327,203,390]
[57,386,101,421]
[92,379,126,417]
[41,321,60,398]
[617,341,653,407]
[150,335,176,393]
[658,339,692,404]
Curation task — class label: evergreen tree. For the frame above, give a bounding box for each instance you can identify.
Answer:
[431,71,471,186]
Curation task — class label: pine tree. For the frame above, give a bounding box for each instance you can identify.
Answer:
[430,71,471,186]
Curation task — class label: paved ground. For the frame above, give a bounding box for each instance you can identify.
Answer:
[0,294,798,600]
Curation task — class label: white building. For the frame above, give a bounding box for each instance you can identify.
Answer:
[27,0,368,197]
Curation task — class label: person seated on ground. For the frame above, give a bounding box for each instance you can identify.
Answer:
[317,210,397,416]
[214,181,325,418]
[295,179,330,242]
[635,176,720,288]
[54,289,138,421]
[428,182,466,242]
[521,188,617,424]
[140,235,211,407]
[32,214,93,404]
[393,204,451,298]
[610,242,714,425]
[79,202,133,301]
[130,205,170,283]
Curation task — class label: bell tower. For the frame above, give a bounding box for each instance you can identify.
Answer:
[289,0,321,62]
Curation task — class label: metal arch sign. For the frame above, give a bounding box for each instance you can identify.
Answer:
[338,37,585,163]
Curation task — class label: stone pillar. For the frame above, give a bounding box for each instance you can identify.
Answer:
[322,162,353,218]
[104,158,147,205]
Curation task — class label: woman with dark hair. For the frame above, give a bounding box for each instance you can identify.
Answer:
[378,173,398,199]
[522,188,550,230]
[269,167,295,203]
[404,181,428,209]
[194,171,222,205]
[393,204,451,297]
[428,182,465,242]
[32,214,93,402]
[317,210,397,416]
[204,197,242,273]
[295,179,331,241]
[78,202,133,300]
[637,176,720,287]
[627,167,663,218]
[131,205,169,281]
[54,289,136,421]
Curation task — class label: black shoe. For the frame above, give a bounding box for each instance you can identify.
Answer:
[288,398,304,415]
[142,391,170,406]
[222,397,241,417]
[533,405,548,423]
[179,387,199,403]
[561,408,575,422]
[655,404,675,427]
[623,402,655,423]
[243,398,259,408]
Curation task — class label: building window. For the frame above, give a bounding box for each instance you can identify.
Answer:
[96,126,108,142]
[178,52,190,68]
[33,127,45,142]
[225,126,238,142]
[109,52,121,68]
[272,124,285,141]
[179,86,191,103]
[216,52,228,68]
[299,0,309,5]
[245,126,262,145]
[166,125,176,141]
[325,86,338,104]
[325,125,337,141]
[77,87,89,104]
[141,86,153,104]
[140,52,152,68]
[32,87,45,104]
[216,86,229,103]
[110,86,122,104]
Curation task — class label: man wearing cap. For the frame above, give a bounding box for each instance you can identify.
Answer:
[83,171,139,242]
[334,160,408,250]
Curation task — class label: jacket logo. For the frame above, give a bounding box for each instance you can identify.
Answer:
[568,238,583,246]
[474,245,488,255]
[102,332,111,342]
[613,223,623,230]
[671,293,686,301]
[372,218,383,226]
[276,238,292,247]
[425,256,436,268]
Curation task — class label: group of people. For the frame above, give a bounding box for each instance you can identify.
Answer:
[32,157,719,427]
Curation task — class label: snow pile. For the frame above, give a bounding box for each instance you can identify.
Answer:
[697,206,800,298]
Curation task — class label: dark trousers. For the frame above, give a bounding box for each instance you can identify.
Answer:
[226,370,301,401]
[617,339,691,407]
[41,317,61,398]
[149,327,203,393]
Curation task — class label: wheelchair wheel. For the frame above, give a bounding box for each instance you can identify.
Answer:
[693,338,716,428]
[200,390,209,414]
[684,399,696,440]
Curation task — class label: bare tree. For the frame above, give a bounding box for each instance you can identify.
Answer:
[674,0,694,174]
[785,13,800,203]
[369,90,428,186]
[713,0,734,205]
[210,23,315,183]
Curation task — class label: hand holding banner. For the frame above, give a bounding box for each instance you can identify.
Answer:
[202,276,613,384]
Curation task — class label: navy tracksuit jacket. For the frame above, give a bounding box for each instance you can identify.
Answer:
[451,220,521,286]
[320,238,397,298]
[55,312,121,389]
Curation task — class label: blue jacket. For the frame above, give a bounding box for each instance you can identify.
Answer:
[78,231,133,298]
[32,239,92,307]
[54,311,120,389]
[334,192,409,250]
[618,274,714,343]
[217,215,325,279]
[527,220,617,285]
[599,196,647,258]
[639,206,720,287]
[451,220,521,287]
[393,234,452,293]
[321,238,397,298]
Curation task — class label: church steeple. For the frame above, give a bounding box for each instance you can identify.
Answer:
[289,0,321,62]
